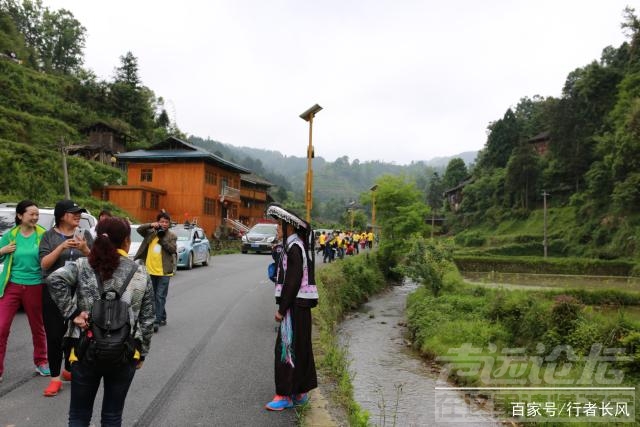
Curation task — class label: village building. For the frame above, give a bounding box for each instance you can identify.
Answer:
[528,130,550,156]
[443,177,474,212]
[68,121,133,166]
[239,173,273,227]
[91,137,251,237]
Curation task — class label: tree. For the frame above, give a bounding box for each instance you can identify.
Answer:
[425,172,444,238]
[39,8,85,73]
[442,158,468,189]
[477,109,521,171]
[109,51,155,137]
[1,0,86,73]
[505,143,540,210]
[426,172,444,212]
[546,60,623,192]
[0,9,29,60]
[373,174,428,242]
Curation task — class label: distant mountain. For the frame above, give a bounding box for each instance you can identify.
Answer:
[189,136,478,213]
[421,151,478,168]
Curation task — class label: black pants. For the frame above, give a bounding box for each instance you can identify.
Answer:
[42,285,71,377]
[69,360,136,426]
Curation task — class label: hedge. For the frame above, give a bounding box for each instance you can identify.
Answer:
[453,255,638,277]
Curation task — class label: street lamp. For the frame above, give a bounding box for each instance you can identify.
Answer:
[300,104,322,223]
[370,184,378,229]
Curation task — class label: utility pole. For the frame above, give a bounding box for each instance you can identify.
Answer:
[542,190,549,258]
[59,137,70,199]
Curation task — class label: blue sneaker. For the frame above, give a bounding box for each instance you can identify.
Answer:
[35,363,51,376]
[292,393,310,406]
[265,395,293,411]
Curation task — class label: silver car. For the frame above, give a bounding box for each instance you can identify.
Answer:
[241,223,278,254]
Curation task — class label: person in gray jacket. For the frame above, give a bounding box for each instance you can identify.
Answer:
[47,217,155,426]
[134,212,177,332]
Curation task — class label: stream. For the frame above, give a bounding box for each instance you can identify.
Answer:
[338,281,504,426]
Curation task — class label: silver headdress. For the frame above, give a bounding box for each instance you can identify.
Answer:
[265,204,309,231]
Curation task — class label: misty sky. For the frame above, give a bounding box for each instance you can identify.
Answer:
[46,0,630,164]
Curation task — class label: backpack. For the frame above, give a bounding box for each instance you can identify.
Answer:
[81,264,139,366]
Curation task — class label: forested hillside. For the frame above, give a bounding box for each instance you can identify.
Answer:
[442,7,640,260]
[0,0,178,210]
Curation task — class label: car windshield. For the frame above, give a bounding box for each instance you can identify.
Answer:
[250,224,276,234]
[0,212,13,236]
[130,226,144,243]
[173,227,192,242]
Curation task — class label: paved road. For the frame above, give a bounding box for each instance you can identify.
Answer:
[0,253,297,426]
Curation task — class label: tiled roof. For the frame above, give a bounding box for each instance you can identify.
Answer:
[117,136,250,173]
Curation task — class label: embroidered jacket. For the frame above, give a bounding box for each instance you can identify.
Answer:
[275,234,318,310]
[47,256,155,357]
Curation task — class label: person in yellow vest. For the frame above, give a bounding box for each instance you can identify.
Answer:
[352,232,360,254]
[134,212,177,333]
[317,231,326,255]
[367,231,374,249]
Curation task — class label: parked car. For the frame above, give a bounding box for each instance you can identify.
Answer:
[128,224,143,259]
[241,223,278,254]
[0,203,97,273]
[0,203,97,237]
[173,224,210,269]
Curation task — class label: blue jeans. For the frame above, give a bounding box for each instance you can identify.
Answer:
[69,360,136,427]
[151,275,170,324]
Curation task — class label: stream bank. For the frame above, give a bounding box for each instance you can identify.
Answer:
[338,281,504,426]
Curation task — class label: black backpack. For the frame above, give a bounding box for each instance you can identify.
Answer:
[82,264,139,366]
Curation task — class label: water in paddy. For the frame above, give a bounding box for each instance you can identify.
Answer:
[338,281,504,426]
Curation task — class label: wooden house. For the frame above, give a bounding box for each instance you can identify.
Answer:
[239,174,273,227]
[443,177,474,212]
[69,121,132,165]
[92,137,250,237]
[528,131,550,156]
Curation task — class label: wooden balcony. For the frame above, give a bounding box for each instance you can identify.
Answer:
[219,185,241,203]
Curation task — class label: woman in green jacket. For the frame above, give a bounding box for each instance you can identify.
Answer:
[0,200,49,382]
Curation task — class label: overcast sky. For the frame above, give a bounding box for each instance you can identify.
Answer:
[46,0,630,165]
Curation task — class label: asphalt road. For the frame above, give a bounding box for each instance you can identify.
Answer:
[0,253,297,426]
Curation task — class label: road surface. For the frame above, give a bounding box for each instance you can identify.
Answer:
[0,253,297,426]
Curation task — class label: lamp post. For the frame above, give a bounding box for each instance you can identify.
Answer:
[299,104,322,223]
[370,184,378,229]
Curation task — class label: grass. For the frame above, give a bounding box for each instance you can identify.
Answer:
[406,267,640,425]
[311,252,387,426]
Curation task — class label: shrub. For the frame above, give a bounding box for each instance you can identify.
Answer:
[550,295,582,336]
[454,232,485,247]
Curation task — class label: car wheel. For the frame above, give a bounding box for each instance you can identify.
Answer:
[203,252,210,266]
[186,252,193,270]
[241,249,247,254]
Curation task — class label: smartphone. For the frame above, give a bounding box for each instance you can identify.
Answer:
[74,228,84,240]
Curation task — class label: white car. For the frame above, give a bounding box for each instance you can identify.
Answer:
[0,203,97,237]
[128,224,143,259]
[0,203,97,273]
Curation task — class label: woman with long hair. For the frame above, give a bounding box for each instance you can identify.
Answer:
[39,199,93,396]
[47,217,155,426]
[0,200,49,382]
